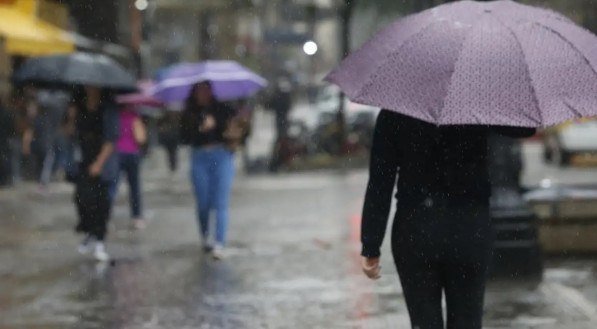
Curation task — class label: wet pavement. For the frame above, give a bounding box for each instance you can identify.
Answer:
[1,148,597,328]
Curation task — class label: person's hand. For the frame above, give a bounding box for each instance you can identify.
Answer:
[362,257,382,280]
[88,162,102,177]
[199,115,216,133]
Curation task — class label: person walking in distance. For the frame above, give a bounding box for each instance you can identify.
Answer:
[271,79,292,139]
[110,106,147,229]
[268,79,292,172]
[157,111,180,175]
[180,81,238,260]
[35,90,69,190]
[58,103,78,183]
[73,86,119,262]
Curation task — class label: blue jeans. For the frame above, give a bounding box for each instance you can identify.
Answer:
[55,135,76,178]
[191,146,235,246]
[109,153,143,218]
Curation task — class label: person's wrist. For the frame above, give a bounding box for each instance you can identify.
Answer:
[363,257,380,268]
[361,243,381,258]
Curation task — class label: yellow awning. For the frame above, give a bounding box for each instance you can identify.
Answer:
[0,6,74,56]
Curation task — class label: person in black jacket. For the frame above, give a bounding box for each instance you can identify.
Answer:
[180,81,237,260]
[361,110,534,329]
[72,86,119,262]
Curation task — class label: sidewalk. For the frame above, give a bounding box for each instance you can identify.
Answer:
[1,150,597,328]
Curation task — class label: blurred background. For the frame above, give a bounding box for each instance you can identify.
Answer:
[3,1,597,328]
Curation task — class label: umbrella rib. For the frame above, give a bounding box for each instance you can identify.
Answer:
[532,20,597,85]
[436,19,482,125]
[491,14,543,126]
[352,21,439,110]
[532,20,597,121]
[562,99,584,119]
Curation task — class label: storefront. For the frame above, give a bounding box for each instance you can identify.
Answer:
[0,0,74,56]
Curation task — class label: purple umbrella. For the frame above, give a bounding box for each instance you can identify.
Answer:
[152,60,267,103]
[326,0,597,127]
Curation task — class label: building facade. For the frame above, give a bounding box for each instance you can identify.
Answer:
[147,0,341,88]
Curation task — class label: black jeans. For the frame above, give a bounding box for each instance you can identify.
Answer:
[165,143,178,172]
[392,198,493,329]
[74,174,111,241]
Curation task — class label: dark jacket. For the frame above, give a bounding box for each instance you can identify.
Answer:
[76,102,119,182]
[179,101,236,147]
[361,110,535,258]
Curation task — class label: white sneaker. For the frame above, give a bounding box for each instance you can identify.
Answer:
[77,235,93,255]
[93,242,110,262]
[211,245,225,260]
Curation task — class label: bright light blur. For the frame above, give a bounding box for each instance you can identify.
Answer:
[540,179,553,189]
[303,41,318,56]
[135,0,149,11]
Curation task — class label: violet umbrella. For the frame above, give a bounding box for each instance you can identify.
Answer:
[152,60,267,103]
[326,0,597,127]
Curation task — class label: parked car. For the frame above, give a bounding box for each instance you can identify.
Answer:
[543,118,597,166]
[310,85,380,154]
[314,85,380,122]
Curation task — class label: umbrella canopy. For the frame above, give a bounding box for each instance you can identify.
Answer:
[152,60,267,102]
[326,0,597,127]
[13,52,137,92]
[117,80,163,107]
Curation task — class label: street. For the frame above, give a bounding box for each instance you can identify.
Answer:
[1,142,597,329]
[4,1,597,328]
